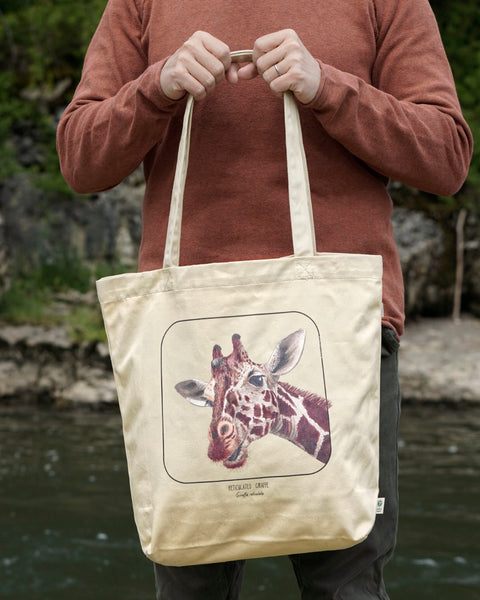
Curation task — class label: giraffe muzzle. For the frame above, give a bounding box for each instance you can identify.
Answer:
[207,419,248,467]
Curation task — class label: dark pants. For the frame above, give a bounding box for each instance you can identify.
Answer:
[154,328,401,599]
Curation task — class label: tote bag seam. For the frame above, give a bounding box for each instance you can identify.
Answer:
[154,533,371,555]
[98,275,383,304]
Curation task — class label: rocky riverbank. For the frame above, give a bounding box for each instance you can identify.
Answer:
[1,315,479,408]
[0,321,116,407]
[398,315,480,404]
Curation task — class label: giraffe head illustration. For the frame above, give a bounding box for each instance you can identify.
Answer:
[175,330,331,469]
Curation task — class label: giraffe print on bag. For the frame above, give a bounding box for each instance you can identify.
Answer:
[175,330,331,469]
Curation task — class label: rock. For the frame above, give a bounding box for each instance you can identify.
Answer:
[392,208,447,317]
[59,374,117,405]
[0,324,72,349]
[399,315,480,403]
[463,211,480,316]
[0,322,115,407]
[0,360,39,397]
[0,172,143,283]
[0,213,9,295]
[37,363,73,394]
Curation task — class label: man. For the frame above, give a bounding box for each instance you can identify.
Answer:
[57,1,472,598]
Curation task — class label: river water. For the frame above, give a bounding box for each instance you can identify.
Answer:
[1,404,479,599]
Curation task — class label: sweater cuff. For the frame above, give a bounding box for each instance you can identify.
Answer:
[302,59,330,110]
[143,58,187,111]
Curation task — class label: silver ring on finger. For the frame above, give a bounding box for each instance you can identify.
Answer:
[274,63,281,76]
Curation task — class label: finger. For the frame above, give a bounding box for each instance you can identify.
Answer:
[269,72,289,97]
[255,48,286,77]
[252,29,303,76]
[252,29,290,63]
[181,59,226,99]
[235,63,258,81]
[182,47,229,87]
[164,58,221,101]
[175,31,232,97]
[261,60,287,86]
[181,74,212,101]
[225,64,240,84]
[269,61,321,104]
[194,31,232,73]
[188,54,224,90]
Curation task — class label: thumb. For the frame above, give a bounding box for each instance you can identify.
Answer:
[225,63,240,84]
[236,62,258,81]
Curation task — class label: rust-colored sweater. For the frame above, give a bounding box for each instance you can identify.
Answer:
[57,0,472,337]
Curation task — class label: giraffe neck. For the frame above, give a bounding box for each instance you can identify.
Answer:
[271,383,331,464]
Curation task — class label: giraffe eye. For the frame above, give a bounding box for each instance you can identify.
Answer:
[249,375,264,388]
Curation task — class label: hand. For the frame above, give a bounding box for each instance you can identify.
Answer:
[160,31,235,101]
[237,30,321,104]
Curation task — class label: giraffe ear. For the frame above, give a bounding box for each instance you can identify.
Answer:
[175,379,213,408]
[265,329,306,378]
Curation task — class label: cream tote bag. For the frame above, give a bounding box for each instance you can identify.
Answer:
[97,57,383,566]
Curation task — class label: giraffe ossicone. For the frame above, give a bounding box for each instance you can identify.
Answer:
[175,329,331,469]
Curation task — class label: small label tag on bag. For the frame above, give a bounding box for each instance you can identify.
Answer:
[376,498,385,514]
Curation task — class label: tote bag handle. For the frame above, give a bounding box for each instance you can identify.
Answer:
[163,50,317,269]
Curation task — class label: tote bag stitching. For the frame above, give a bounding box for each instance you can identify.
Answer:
[98,272,383,304]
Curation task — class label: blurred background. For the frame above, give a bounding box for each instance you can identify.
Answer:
[0,0,479,598]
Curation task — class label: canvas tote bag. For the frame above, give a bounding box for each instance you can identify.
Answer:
[96,53,383,566]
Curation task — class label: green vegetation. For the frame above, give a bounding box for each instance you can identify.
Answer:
[0,251,132,342]
[0,0,106,189]
[432,0,480,200]
[0,251,113,342]
[0,283,55,326]
[0,0,111,341]
[25,249,93,294]
[0,283,107,343]
[0,284,107,343]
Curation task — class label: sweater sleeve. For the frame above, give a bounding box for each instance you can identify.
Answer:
[308,0,473,196]
[56,0,179,194]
